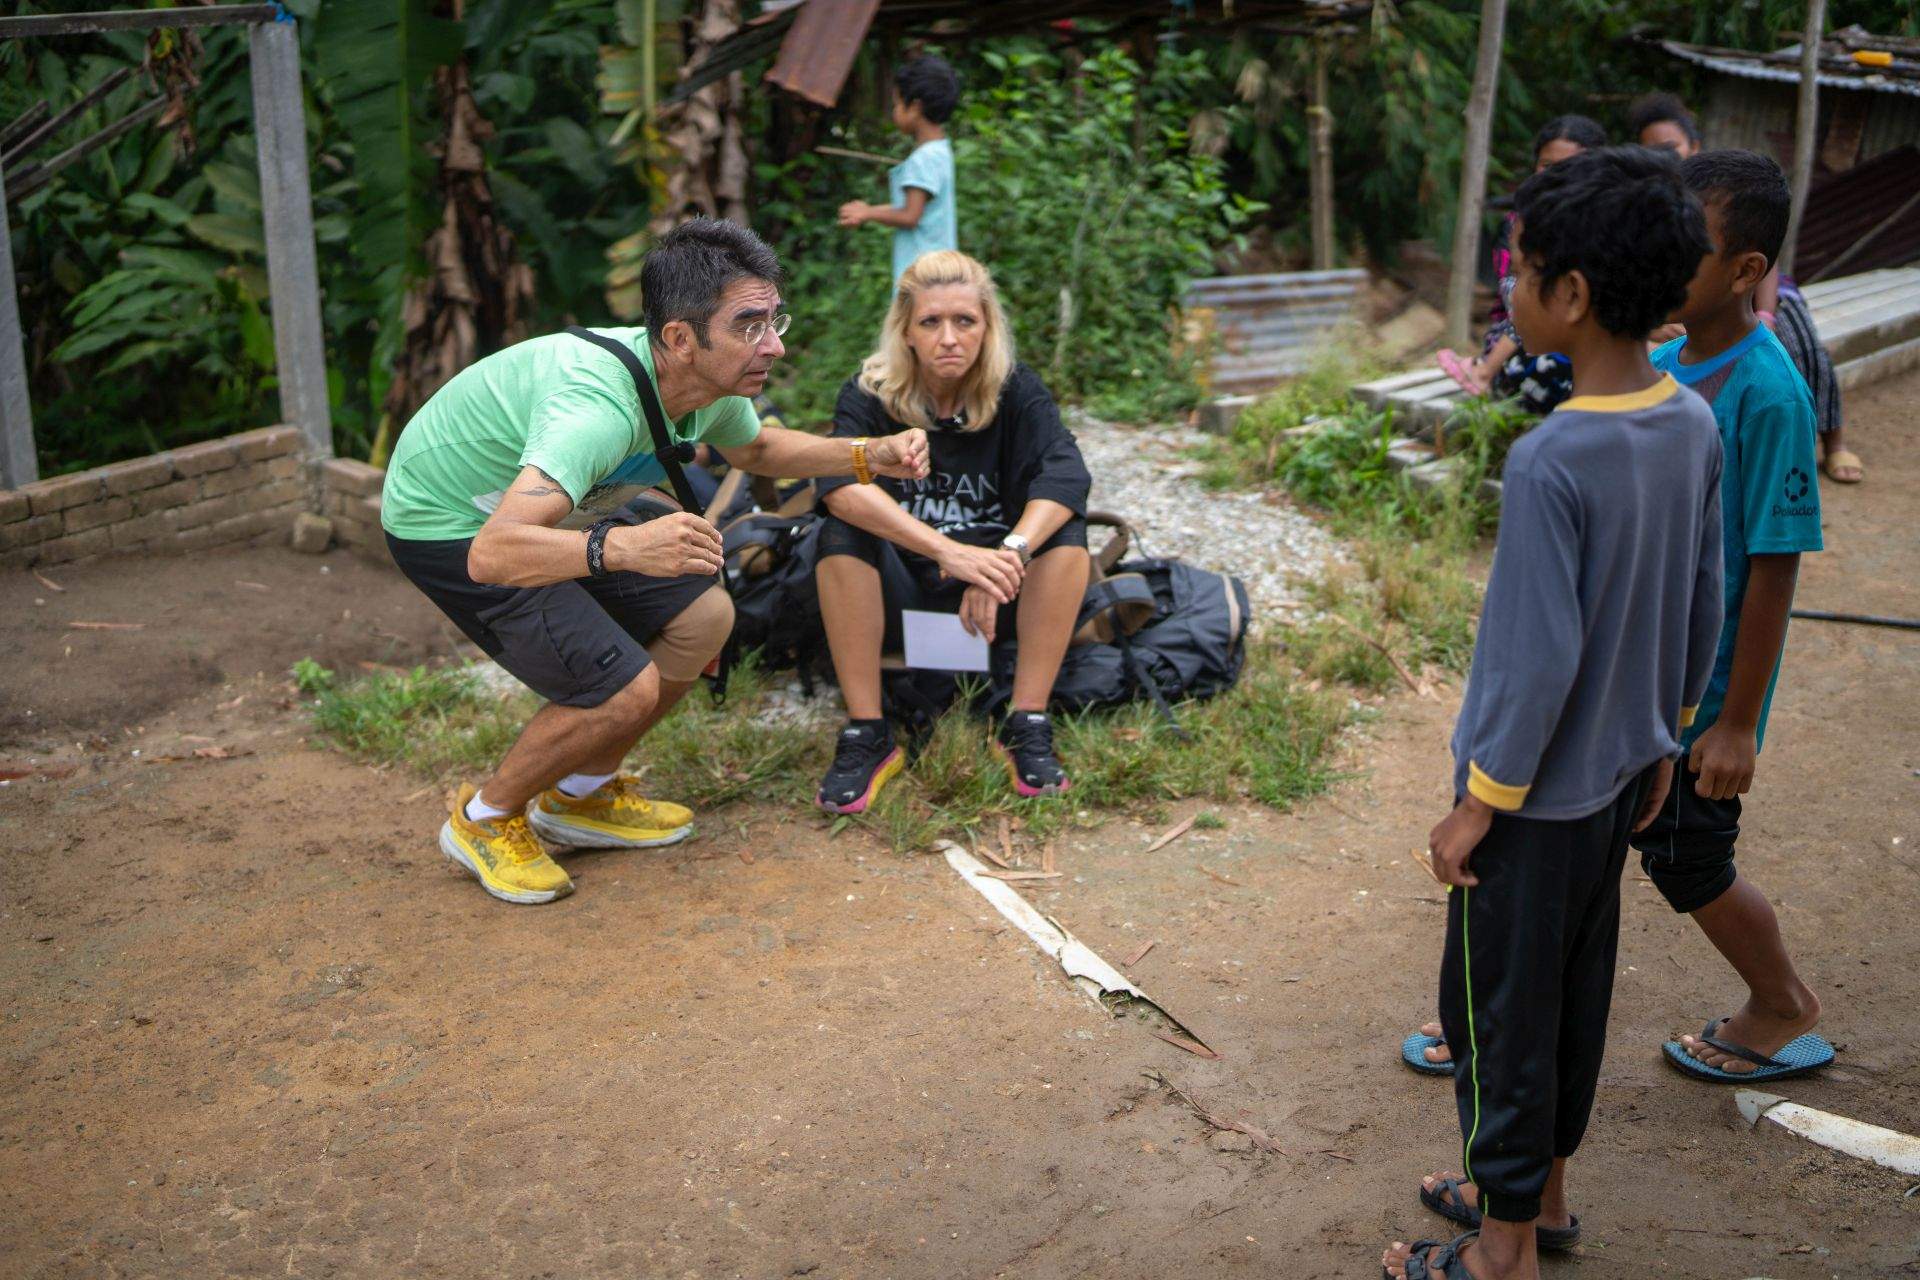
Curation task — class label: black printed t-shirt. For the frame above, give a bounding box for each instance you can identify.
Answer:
[816,363,1092,551]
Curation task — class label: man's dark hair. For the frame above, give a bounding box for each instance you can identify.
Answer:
[1511,145,1711,338]
[894,55,961,124]
[1532,114,1607,159]
[1681,148,1792,269]
[640,218,783,346]
[1627,92,1700,146]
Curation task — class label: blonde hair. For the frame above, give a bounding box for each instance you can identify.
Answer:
[858,250,1014,433]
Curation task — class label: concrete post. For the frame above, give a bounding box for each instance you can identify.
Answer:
[0,162,36,487]
[250,16,332,459]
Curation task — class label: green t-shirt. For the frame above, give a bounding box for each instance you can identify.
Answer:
[380,327,761,541]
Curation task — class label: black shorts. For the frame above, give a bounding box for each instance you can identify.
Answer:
[386,502,718,708]
[815,514,1086,653]
[1628,777,1742,914]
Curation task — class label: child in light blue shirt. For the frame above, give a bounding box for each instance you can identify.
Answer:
[838,56,959,283]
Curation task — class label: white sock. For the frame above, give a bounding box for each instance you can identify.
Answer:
[465,790,514,822]
[557,770,617,798]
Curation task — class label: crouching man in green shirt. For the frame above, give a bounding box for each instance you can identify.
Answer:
[380,219,929,904]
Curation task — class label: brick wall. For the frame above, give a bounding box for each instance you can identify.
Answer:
[0,426,307,570]
[320,458,390,567]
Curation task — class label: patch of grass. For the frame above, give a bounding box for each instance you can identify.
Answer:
[851,638,1347,851]
[299,640,1350,858]
[300,654,827,808]
[1287,527,1483,693]
[306,663,529,779]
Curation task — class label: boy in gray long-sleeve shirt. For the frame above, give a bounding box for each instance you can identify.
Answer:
[1384,148,1721,1280]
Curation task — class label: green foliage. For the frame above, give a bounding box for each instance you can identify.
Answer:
[313,0,465,414]
[291,658,335,695]
[756,43,1258,427]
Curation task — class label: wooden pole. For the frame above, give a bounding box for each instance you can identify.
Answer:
[250,17,332,459]
[1444,0,1508,349]
[1309,35,1335,271]
[1779,0,1827,278]
[0,161,35,487]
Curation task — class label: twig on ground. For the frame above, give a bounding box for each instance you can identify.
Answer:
[1144,1069,1284,1151]
[1146,815,1197,854]
[1199,866,1241,887]
[32,570,64,593]
[68,621,143,631]
[999,816,1016,867]
[980,869,1063,883]
[976,843,1012,870]
[1327,612,1429,697]
[1123,939,1157,967]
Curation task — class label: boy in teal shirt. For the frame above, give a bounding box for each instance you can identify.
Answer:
[838,55,959,283]
[1634,150,1835,1082]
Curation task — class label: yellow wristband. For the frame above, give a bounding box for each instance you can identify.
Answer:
[852,437,873,485]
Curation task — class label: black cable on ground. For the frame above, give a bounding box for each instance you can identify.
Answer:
[1790,609,1920,631]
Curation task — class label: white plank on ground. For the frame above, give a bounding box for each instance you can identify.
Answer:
[1736,1089,1920,1177]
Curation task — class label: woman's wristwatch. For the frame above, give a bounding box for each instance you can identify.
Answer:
[999,532,1031,564]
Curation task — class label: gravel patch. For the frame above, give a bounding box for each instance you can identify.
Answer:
[1069,410,1343,624]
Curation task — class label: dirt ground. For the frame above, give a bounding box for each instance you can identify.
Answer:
[3,372,1917,1279]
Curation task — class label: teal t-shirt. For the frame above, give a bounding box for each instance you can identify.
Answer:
[1652,325,1821,751]
[380,327,760,541]
[889,138,957,283]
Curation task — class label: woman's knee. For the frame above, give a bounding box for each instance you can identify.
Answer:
[649,586,734,682]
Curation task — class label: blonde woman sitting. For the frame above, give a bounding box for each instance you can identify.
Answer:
[813,250,1093,813]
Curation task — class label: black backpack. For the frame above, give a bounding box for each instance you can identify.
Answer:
[987,556,1251,732]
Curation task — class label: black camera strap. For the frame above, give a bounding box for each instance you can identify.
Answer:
[567,325,734,700]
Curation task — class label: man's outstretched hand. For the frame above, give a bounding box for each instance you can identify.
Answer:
[867,429,931,481]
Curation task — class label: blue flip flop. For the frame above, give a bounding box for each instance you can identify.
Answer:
[1662,1017,1835,1083]
[1401,1030,1454,1077]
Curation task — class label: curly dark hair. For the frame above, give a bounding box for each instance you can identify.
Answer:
[1532,114,1607,159]
[1681,149,1792,269]
[895,55,961,124]
[1511,145,1711,338]
[1627,92,1700,146]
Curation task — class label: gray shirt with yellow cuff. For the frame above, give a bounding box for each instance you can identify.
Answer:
[1450,375,1725,821]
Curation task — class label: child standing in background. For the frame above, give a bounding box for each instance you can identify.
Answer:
[1630,93,1860,484]
[839,55,961,284]
[1436,116,1608,413]
[1636,150,1836,1083]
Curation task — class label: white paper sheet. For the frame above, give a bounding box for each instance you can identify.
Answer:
[901,608,990,672]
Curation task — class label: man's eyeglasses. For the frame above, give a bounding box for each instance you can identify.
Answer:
[691,313,792,346]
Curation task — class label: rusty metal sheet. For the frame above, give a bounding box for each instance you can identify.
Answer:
[1797,144,1920,281]
[763,0,883,110]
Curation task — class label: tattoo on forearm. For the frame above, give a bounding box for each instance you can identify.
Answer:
[514,483,567,498]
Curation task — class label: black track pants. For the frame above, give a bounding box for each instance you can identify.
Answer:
[1437,765,1657,1223]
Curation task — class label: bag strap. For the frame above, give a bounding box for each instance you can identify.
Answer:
[565,326,704,515]
[1072,571,1155,646]
[566,325,734,700]
[1100,578,1186,739]
[1083,510,1135,580]
[704,466,748,522]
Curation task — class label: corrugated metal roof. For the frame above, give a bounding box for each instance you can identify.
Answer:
[1656,39,1920,99]
[1797,144,1920,281]
[678,0,1369,112]
[764,0,882,109]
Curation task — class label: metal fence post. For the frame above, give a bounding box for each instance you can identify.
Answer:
[249,14,332,459]
[0,162,37,487]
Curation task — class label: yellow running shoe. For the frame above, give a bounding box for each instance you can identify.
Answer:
[439,783,574,905]
[528,775,694,850]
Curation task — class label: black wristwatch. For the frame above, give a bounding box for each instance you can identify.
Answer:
[585,519,616,577]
